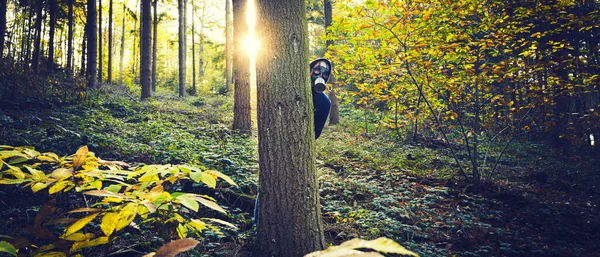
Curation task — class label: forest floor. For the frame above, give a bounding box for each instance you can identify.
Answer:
[1,87,599,257]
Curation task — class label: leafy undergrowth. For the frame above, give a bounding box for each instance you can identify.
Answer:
[2,88,600,256]
[317,113,600,256]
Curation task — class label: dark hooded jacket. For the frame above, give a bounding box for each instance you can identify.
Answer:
[310,58,332,139]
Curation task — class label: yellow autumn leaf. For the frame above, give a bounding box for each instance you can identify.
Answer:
[115,203,138,231]
[61,232,95,242]
[31,182,49,193]
[100,212,120,236]
[72,146,89,170]
[70,236,109,253]
[64,213,100,237]
[49,168,73,180]
[49,181,73,194]
[205,170,238,187]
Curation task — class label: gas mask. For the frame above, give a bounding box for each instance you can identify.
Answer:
[310,58,332,93]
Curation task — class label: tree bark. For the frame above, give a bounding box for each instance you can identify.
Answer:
[232,0,251,134]
[191,0,196,95]
[108,0,113,84]
[255,0,326,256]
[324,0,339,125]
[140,0,152,99]
[80,26,87,76]
[26,5,33,64]
[119,3,125,86]
[48,0,56,71]
[87,0,97,89]
[32,1,43,73]
[0,0,7,59]
[19,8,27,62]
[198,1,205,84]
[152,0,158,91]
[131,3,137,76]
[98,0,103,83]
[225,0,233,94]
[178,0,186,97]
[67,0,74,72]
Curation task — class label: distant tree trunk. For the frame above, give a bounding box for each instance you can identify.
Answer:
[0,0,7,59]
[48,0,56,71]
[80,27,87,76]
[32,1,43,73]
[255,0,326,256]
[178,0,186,97]
[152,0,158,91]
[58,24,64,65]
[19,8,27,62]
[108,0,113,84]
[191,0,196,95]
[198,1,205,84]
[225,0,232,94]
[198,27,204,82]
[26,5,33,64]
[324,0,339,125]
[67,0,74,72]
[232,0,251,134]
[140,0,151,99]
[131,2,138,77]
[87,0,97,89]
[98,0,103,84]
[119,3,125,86]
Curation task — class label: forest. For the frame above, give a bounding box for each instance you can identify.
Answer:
[0,0,599,256]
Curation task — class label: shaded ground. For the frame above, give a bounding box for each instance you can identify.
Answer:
[316,152,600,256]
[1,91,599,256]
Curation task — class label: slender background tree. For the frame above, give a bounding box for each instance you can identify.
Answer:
[98,0,103,83]
[141,0,152,99]
[178,0,186,97]
[224,0,232,94]
[86,0,97,89]
[232,0,251,134]
[152,0,158,92]
[0,0,6,59]
[108,0,113,84]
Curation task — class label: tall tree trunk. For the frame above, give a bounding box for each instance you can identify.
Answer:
[87,0,97,89]
[191,0,196,95]
[32,1,43,73]
[26,5,33,64]
[108,0,113,84]
[58,24,64,65]
[98,0,103,83]
[119,3,125,86]
[67,0,74,72]
[0,0,7,59]
[140,0,151,99]
[198,1,205,84]
[48,0,56,71]
[232,0,251,134]
[80,26,86,76]
[324,0,339,125]
[255,0,326,256]
[178,0,186,97]
[131,1,138,76]
[224,0,232,94]
[152,0,158,91]
[19,8,27,63]
[198,27,204,81]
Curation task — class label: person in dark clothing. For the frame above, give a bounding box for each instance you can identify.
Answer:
[254,58,333,228]
[310,58,332,139]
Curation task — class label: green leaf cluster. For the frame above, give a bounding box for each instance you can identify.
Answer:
[0,145,238,256]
